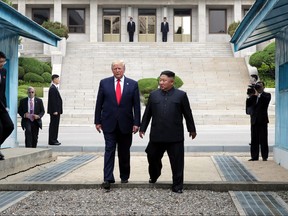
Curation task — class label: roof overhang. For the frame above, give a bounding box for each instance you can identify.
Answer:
[230,0,288,51]
[0,1,61,46]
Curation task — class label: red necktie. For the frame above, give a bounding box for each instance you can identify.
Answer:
[116,79,121,105]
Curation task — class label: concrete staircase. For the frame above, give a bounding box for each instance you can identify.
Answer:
[50,42,274,125]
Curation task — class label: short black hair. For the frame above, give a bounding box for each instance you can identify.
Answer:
[160,70,175,78]
[51,74,59,80]
[0,51,6,59]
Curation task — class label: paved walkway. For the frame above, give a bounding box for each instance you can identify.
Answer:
[15,125,276,152]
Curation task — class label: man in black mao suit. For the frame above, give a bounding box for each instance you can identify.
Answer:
[139,70,197,193]
[0,51,14,160]
[127,17,136,42]
[246,81,271,161]
[161,17,169,42]
[48,74,63,146]
[18,87,45,148]
[94,60,141,190]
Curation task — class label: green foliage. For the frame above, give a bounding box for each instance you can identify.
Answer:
[228,21,240,37]
[18,66,25,79]
[42,72,52,83]
[42,62,52,73]
[42,21,69,39]
[1,0,13,6]
[249,42,275,87]
[138,75,184,105]
[19,57,44,75]
[24,72,45,83]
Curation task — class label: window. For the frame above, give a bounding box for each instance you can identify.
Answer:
[68,9,85,33]
[32,8,50,25]
[209,9,226,34]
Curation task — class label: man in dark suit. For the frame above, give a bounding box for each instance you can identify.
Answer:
[48,74,63,146]
[139,70,197,193]
[127,17,136,42]
[94,60,141,190]
[246,81,271,161]
[161,17,169,42]
[18,87,45,148]
[0,51,14,160]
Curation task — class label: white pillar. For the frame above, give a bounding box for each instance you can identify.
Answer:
[198,1,206,42]
[17,0,26,15]
[54,0,62,22]
[127,6,132,18]
[234,0,242,21]
[90,1,98,42]
[163,6,168,18]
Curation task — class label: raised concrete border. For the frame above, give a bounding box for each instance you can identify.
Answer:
[1,182,288,192]
[0,148,56,179]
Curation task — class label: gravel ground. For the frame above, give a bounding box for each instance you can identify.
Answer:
[0,189,239,216]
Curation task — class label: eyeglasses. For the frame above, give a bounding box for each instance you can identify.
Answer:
[28,91,34,93]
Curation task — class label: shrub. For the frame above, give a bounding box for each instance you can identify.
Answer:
[42,72,52,83]
[42,62,52,73]
[42,21,69,39]
[249,42,275,82]
[228,21,240,37]
[19,57,44,75]
[174,76,184,88]
[18,66,25,79]
[138,78,158,95]
[24,72,45,83]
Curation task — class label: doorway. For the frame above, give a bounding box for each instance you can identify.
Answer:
[138,9,156,42]
[103,9,120,42]
[174,9,191,42]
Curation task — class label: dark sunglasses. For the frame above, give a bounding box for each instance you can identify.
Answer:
[28,91,35,93]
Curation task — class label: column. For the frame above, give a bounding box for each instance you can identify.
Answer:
[234,0,242,21]
[90,1,98,42]
[127,6,132,17]
[17,0,26,15]
[163,6,167,18]
[198,1,206,42]
[54,0,62,22]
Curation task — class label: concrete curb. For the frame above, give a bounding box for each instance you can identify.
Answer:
[1,182,288,192]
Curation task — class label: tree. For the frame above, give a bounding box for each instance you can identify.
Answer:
[1,0,13,6]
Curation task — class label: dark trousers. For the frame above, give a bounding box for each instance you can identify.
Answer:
[24,120,39,148]
[251,122,268,160]
[103,124,132,182]
[0,112,14,145]
[49,114,60,144]
[128,32,134,42]
[145,141,184,190]
[162,32,168,42]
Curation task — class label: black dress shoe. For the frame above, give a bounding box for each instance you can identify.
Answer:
[0,151,4,160]
[172,188,183,193]
[248,159,258,161]
[149,179,157,183]
[49,142,61,146]
[263,158,268,161]
[102,181,110,190]
[121,179,128,183]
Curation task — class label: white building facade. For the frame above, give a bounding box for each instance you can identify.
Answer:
[12,0,255,44]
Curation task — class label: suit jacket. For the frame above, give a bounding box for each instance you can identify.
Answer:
[140,87,196,143]
[161,22,169,33]
[246,91,271,125]
[127,21,136,32]
[0,68,7,107]
[47,84,63,114]
[94,76,141,134]
[18,97,45,129]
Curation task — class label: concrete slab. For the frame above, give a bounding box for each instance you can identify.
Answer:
[0,148,56,179]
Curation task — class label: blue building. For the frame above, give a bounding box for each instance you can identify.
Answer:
[231,0,288,168]
[0,1,61,147]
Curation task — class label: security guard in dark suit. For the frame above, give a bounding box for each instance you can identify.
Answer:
[140,70,197,193]
[246,81,271,161]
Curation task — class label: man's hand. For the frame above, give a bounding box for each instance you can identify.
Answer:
[139,131,145,138]
[95,124,102,133]
[189,132,197,139]
[53,112,58,115]
[132,126,139,134]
